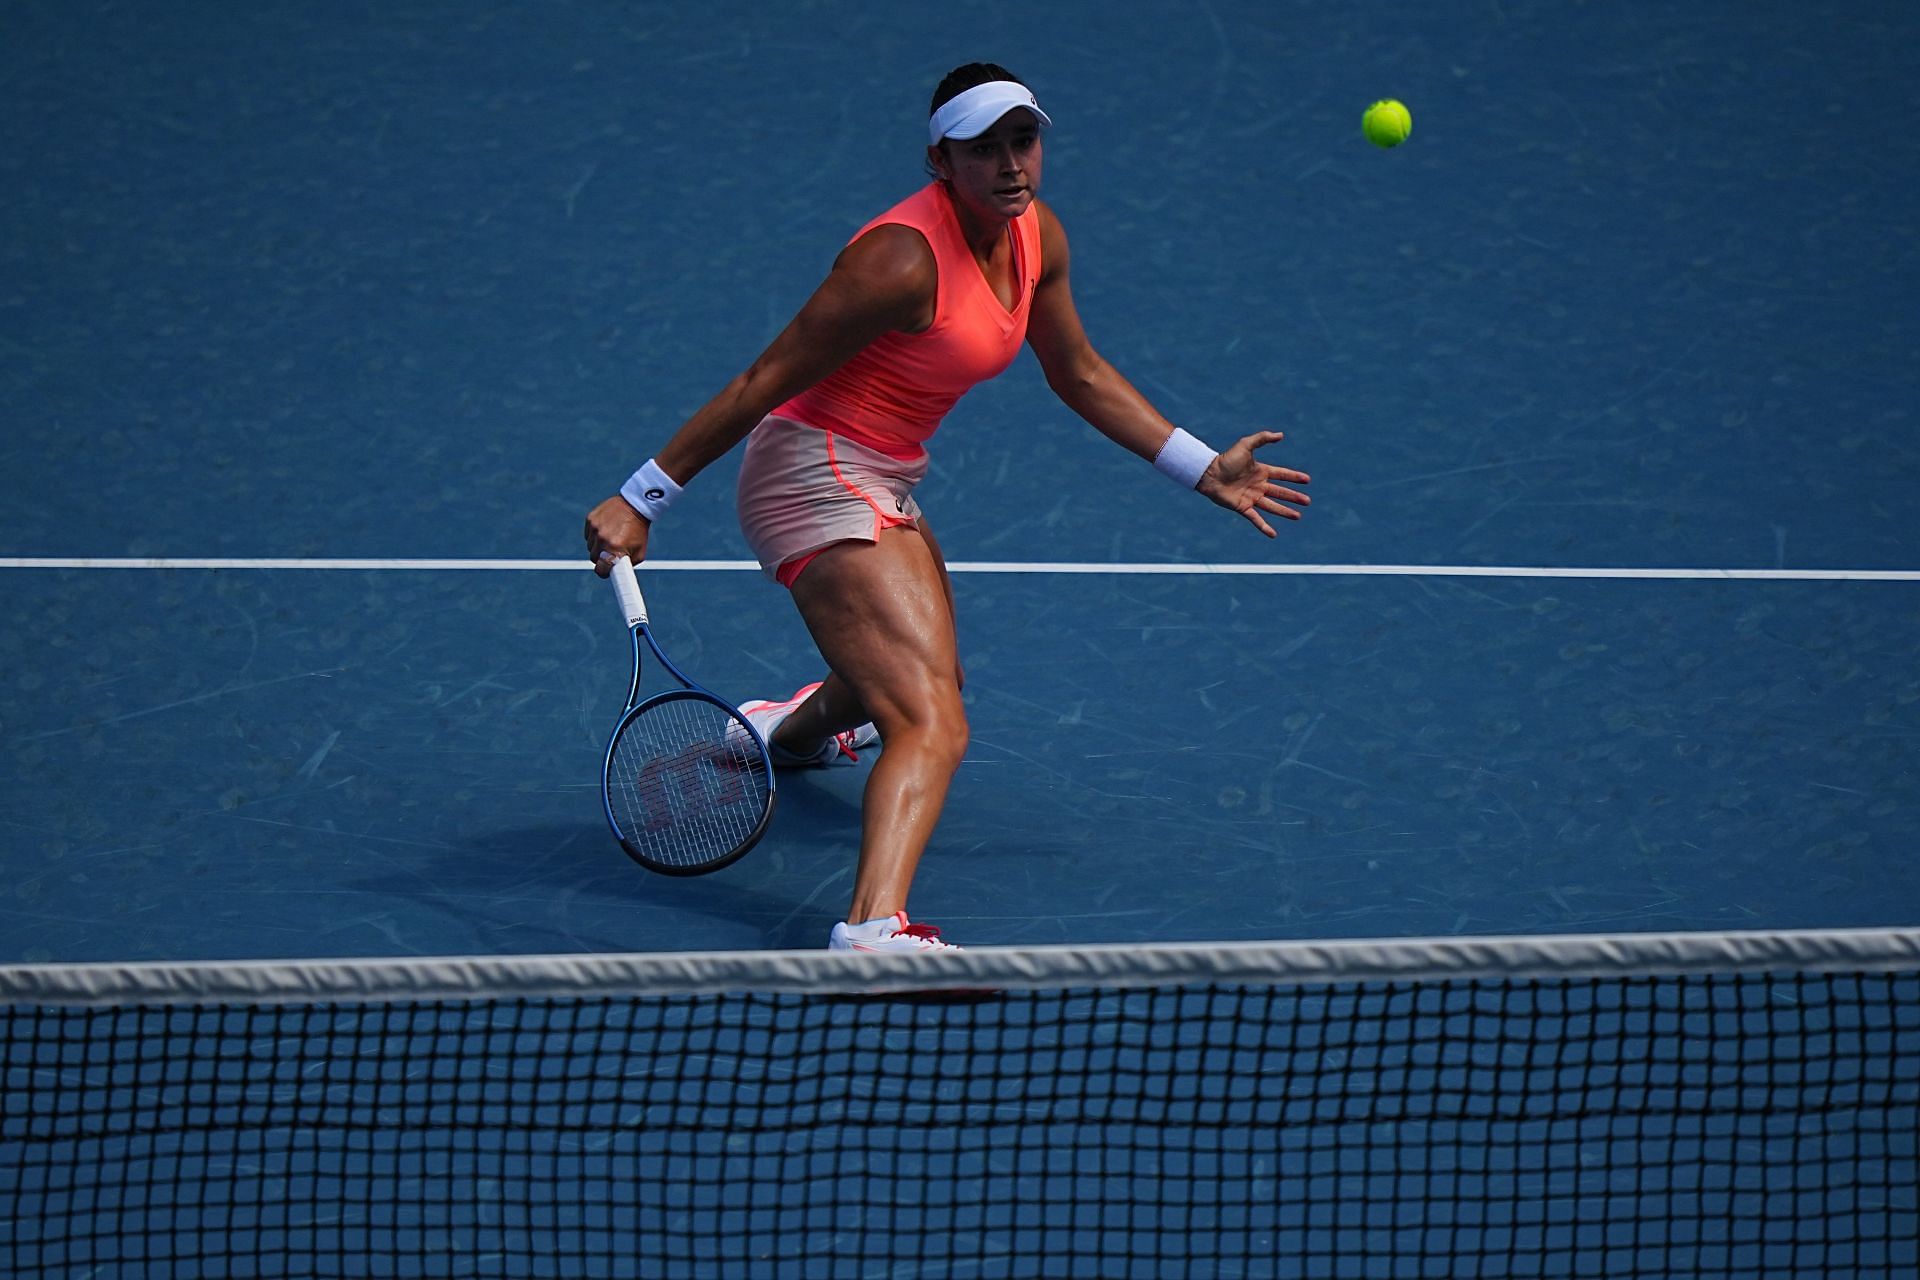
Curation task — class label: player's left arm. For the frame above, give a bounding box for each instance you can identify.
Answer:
[1025,199,1172,459]
[1024,201,1310,535]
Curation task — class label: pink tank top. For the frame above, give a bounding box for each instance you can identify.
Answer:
[775,183,1043,461]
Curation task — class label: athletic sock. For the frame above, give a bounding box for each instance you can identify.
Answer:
[837,912,906,942]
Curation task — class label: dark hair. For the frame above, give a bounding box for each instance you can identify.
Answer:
[925,62,1027,178]
[929,62,1024,117]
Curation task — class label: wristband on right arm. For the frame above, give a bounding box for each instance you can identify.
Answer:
[619,459,684,522]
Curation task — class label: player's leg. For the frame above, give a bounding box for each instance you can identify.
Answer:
[786,523,966,925]
[764,514,963,752]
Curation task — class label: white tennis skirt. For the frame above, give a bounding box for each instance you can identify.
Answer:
[735,415,928,584]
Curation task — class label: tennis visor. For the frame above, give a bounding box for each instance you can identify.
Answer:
[928,81,1053,146]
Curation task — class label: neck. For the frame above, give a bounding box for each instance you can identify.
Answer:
[941,181,1013,255]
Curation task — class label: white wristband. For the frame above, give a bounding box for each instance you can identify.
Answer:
[620,458,684,522]
[1152,427,1218,490]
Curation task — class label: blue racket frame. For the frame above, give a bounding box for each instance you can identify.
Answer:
[600,557,776,876]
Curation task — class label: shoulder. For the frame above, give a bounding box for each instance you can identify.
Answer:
[1032,197,1065,236]
[1032,198,1070,276]
[836,221,937,296]
[808,220,936,334]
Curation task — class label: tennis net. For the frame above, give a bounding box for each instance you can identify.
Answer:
[4,927,1918,1278]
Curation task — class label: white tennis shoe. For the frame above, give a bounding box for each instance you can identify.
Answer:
[740,682,880,767]
[828,911,960,952]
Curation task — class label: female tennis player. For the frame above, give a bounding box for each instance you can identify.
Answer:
[585,63,1310,951]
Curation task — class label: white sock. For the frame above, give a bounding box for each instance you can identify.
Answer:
[838,913,904,941]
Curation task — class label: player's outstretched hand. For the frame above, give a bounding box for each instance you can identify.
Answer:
[585,495,651,577]
[1197,431,1311,537]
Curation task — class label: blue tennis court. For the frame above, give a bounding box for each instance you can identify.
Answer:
[3,6,1920,1273]
[4,0,1915,963]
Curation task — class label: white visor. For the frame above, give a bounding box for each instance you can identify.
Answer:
[928,80,1052,146]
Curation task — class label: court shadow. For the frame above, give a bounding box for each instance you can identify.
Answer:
[346,774,870,954]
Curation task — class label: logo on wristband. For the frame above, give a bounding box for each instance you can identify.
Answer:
[645,488,665,501]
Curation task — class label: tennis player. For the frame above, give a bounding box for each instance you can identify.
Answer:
[585,63,1310,951]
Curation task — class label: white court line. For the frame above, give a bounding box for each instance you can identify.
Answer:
[1,557,1916,581]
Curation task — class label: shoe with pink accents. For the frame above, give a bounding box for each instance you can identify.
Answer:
[827,911,961,953]
[740,682,880,768]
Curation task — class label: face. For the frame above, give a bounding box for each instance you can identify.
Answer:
[930,108,1044,221]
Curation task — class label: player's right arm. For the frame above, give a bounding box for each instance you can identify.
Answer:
[585,226,935,571]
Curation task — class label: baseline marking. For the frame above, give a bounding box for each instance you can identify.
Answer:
[1,558,1916,581]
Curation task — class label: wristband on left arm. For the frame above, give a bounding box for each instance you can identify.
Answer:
[1152,427,1219,490]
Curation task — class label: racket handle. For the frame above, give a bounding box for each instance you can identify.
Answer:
[608,555,649,627]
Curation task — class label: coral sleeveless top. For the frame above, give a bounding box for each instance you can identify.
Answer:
[774,183,1043,462]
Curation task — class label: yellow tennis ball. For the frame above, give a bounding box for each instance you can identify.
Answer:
[1362,99,1412,148]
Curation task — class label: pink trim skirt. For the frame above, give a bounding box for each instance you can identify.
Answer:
[735,416,928,586]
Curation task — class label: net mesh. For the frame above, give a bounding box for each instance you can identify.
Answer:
[3,939,1917,1278]
[604,691,772,871]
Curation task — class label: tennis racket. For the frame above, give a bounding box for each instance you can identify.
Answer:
[599,555,775,875]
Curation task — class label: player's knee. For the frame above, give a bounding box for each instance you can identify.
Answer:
[878,685,967,766]
[919,692,969,760]
[935,700,969,767]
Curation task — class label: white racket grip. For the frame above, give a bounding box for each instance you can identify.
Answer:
[608,555,649,627]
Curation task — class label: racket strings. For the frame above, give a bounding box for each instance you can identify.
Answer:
[607,697,772,869]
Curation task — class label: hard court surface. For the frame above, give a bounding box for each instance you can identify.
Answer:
[3,1,1916,963]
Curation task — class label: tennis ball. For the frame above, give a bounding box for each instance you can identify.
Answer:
[1362,99,1413,148]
